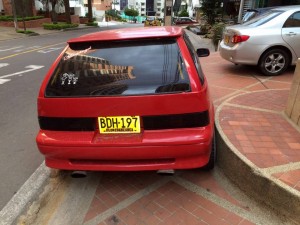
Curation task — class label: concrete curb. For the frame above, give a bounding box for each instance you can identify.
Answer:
[0,162,50,225]
[215,101,300,223]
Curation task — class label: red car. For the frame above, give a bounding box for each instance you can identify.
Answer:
[36,26,215,172]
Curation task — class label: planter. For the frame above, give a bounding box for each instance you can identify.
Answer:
[0,18,51,28]
[79,17,89,24]
[57,15,80,24]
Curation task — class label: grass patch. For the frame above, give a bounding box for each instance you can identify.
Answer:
[16,30,36,34]
[43,23,79,30]
[85,22,98,27]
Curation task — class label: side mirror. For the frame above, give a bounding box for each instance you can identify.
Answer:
[196,48,210,57]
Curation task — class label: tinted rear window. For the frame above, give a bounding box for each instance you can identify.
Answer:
[45,39,190,97]
[243,10,283,27]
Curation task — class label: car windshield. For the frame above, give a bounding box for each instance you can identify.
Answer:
[242,10,283,27]
[45,39,190,97]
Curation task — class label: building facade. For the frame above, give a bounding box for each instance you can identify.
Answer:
[154,0,163,18]
[1,0,299,20]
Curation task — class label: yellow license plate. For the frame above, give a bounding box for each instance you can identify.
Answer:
[98,116,141,134]
[224,35,230,44]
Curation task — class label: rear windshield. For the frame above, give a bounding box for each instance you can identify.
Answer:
[242,11,256,23]
[242,10,283,27]
[45,39,190,97]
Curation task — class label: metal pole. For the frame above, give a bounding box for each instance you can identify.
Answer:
[164,0,173,26]
[238,0,245,23]
[11,0,18,31]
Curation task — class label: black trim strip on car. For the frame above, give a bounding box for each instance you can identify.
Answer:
[142,111,209,130]
[38,117,97,131]
[38,111,209,131]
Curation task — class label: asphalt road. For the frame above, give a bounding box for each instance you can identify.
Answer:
[0,24,142,209]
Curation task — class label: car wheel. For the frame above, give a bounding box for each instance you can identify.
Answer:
[259,49,289,76]
[202,130,216,170]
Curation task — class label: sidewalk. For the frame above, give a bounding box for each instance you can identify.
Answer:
[0,24,95,41]
[0,26,58,41]
[0,21,129,41]
[200,50,300,221]
[0,25,299,224]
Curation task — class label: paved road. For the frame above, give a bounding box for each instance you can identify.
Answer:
[0,25,140,209]
[0,23,151,210]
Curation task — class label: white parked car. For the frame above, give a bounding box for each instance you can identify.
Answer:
[219,5,300,76]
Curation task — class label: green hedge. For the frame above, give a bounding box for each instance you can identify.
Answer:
[43,23,79,30]
[85,22,98,27]
[0,16,44,22]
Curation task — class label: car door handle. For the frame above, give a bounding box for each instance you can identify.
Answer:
[285,32,297,36]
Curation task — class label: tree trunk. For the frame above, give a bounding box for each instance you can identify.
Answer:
[15,0,34,17]
[64,0,71,24]
[51,0,58,24]
[45,0,50,18]
[87,0,93,23]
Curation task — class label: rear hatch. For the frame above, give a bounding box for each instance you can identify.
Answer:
[38,38,211,134]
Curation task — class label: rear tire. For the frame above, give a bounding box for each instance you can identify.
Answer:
[202,130,216,170]
[259,49,289,76]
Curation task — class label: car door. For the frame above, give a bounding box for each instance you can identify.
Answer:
[282,11,300,60]
[177,18,184,24]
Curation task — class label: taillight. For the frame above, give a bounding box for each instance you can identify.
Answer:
[231,35,250,43]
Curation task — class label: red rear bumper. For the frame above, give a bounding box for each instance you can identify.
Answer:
[36,127,213,171]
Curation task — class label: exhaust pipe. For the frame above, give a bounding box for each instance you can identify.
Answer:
[71,171,87,178]
[157,169,175,176]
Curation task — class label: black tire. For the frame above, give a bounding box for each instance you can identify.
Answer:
[259,49,290,76]
[202,130,216,170]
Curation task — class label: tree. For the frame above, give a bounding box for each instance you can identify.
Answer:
[42,0,51,17]
[124,7,139,21]
[49,0,64,24]
[50,0,58,24]
[87,0,93,23]
[178,9,189,17]
[200,0,222,25]
[64,0,71,24]
[15,0,34,17]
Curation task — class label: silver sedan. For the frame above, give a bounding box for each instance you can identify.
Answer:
[219,5,300,76]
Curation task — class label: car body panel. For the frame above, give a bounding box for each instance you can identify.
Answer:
[37,127,212,171]
[175,17,198,25]
[282,27,300,59]
[36,26,214,171]
[220,6,300,69]
[68,27,180,43]
[220,26,293,65]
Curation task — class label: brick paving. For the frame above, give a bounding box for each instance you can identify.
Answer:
[201,52,300,194]
[81,171,256,225]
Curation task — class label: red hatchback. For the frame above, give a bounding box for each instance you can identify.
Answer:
[36,26,215,172]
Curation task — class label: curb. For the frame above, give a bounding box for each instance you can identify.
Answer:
[215,103,300,223]
[0,162,50,225]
